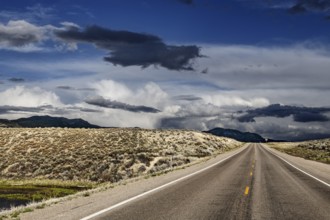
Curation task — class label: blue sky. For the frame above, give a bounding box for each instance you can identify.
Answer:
[2,0,330,43]
[1,0,330,140]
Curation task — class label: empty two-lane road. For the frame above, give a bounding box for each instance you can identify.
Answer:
[87,144,330,220]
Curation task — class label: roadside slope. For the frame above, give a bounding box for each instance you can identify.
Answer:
[0,128,242,183]
[267,139,330,164]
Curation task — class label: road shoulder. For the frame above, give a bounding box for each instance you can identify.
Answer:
[262,144,330,184]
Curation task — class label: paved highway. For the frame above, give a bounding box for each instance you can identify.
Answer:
[88,144,330,220]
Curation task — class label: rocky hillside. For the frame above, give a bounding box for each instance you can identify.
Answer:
[0,128,242,183]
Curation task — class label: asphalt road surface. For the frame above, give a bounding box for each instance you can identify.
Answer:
[90,144,330,220]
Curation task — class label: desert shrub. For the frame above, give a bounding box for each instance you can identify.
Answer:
[0,128,242,182]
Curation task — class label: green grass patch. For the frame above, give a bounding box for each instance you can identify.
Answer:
[35,203,46,209]
[0,179,96,204]
[22,207,33,213]
[10,211,20,219]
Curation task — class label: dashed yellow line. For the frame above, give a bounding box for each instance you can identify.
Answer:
[244,158,254,196]
[244,186,250,195]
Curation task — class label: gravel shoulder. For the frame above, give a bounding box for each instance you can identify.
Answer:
[18,144,248,220]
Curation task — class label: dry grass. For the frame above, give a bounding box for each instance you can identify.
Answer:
[268,139,330,164]
[0,128,242,183]
[0,127,242,218]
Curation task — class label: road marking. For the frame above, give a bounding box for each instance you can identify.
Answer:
[244,186,249,195]
[80,146,248,220]
[263,145,330,188]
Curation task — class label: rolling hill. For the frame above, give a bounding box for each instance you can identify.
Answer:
[205,127,266,143]
[0,116,99,128]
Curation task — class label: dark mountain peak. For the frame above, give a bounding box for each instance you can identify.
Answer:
[0,115,100,128]
[205,127,266,143]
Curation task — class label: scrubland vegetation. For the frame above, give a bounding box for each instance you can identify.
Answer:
[269,139,330,164]
[0,128,241,182]
[0,127,242,214]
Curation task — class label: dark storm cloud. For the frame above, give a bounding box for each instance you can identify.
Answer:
[85,96,161,113]
[293,112,329,122]
[0,105,102,116]
[293,133,330,141]
[0,105,43,114]
[56,85,74,90]
[43,105,102,115]
[158,116,207,130]
[55,25,202,71]
[8,77,25,83]
[158,117,190,129]
[201,68,208,74]
[238,104,330,123]
[66,106,102,113]
[172,94,203,101]
[55,25,161,43]
[77,88,96,91]
[56,85,95,91]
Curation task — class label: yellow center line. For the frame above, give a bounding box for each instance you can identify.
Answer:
[244,158,254,196]
[244,186,249,195]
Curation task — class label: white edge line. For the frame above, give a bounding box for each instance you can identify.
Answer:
[80,146,248,220]
[263,145,330,188]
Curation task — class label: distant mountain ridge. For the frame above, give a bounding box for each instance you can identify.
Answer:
[205,127,266,143]
[0,119,18,127]
[0,116,100,128]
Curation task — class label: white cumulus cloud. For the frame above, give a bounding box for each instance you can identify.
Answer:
[0,20,47,47]
[0,86,62,107]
